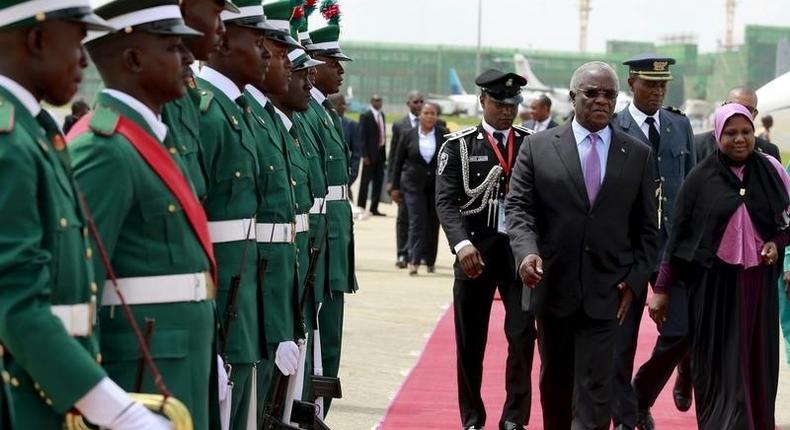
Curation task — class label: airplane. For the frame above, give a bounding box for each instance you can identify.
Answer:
[756,70,790,149]
[426,68,480,116]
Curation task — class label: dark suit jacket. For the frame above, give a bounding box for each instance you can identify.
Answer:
[436,124,533,282]
[342,116,361,183]
[358,108,386,159]
[694,130,781,163]
[388,114,417,179]
[505,122,658,319]
[522,118,559,131]
[390,126,449,193]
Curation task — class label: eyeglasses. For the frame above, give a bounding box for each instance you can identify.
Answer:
[576,88,618,100]
[411,99,425,104]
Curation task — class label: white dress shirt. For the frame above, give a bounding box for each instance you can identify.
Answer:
[418,127,436,163]
[245,84,270,110]
[628,102,660,140]
[102,89,168,142]
[571,117,612,185]
[408,112,419,128]
[199,66,243,103]
[533,116,553,132]
[273,105,293,132]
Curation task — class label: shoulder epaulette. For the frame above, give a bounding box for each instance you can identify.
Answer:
[443,126,476,141]
[88,107,119,137]
[513,124,534,135]
[663,106,686,117]
[199,89,214,113]
[0,98,15,134]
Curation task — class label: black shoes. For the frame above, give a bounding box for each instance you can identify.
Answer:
[673,371,693,412]
[395,255,407,269]
[370,210,386,216]
[635,409,656,430]
[500,421,524,430]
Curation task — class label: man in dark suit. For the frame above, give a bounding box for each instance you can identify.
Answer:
[357,94,387,215]
[389,90,424,267]
[506,62,658,430]
[436,70,536,430]
[695,87,781,163]
[328,93,362,192]
[610,54,696,430]
[523,94,558,132]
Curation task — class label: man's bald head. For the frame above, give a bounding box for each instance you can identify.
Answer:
[727,86,758,118]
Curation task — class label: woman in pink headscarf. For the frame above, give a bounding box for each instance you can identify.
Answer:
[650,103,790,430]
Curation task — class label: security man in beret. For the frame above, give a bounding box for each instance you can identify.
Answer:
[301,23,357,416]
[435,70,536,430]
[162,0,239,201]
[68,1,217,428]
[0,1,173,428]
[611,53,696,430]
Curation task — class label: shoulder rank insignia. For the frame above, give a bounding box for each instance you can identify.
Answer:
[199,89,214,113]
[663,106,686,117]
[513,124,535,135]
[443,126,476,141]
[88,107,120,137]
[0,98,15,133]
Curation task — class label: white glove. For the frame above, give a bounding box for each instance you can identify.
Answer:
[275,341,299,375]
[217,354,230,401]
[109,401,172,430]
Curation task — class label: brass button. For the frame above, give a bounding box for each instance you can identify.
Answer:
[1,371,9,384]
[83,228,89,238]
[90,282,98,294]
[291,179,296,186]
[96,353,102,364]
[10,377,19,387]
[34,382,40,390]
[59,218,67,228]
[45,398,53,406]
[85,248,93,259]
[168,204,177,213]
[235,171,241,178]
[38,390,45,398]
[269,165,274,171]
[169,147,178,155]
[0,344,3,356]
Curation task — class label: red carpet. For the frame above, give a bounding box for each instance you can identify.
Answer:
[378,299,698,429]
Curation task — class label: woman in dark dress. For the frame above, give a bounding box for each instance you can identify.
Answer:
[389,103,448,275]
[650,103,790,430]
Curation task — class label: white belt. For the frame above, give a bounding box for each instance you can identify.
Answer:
[256,222,295,243]
[295,214,310,233]
[208,218,256,243]
[102,272,212,306]
[51,303,94,337]
[310,197,326,214]
[325,185,348,201]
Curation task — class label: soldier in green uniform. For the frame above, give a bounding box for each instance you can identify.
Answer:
[302,23,357,415]
[194,1,283,427]
[0,1,177,429]
[269,44,328,406]
[163,0,239,201]
[235,0,304,419]
[68,2,217,429]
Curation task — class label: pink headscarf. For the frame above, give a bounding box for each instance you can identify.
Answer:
[713,103,790,268]
[713,103,754,149]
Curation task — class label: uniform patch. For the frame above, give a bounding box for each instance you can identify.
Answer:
[470,155,488,162]
[438,151,449,175]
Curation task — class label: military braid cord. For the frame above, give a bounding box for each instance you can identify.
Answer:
[77,192,172,401]
[220,212,256,357]
[457,135,503,216]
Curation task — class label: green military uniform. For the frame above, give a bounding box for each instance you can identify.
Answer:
[71,91,215,429]
[302,25,357,413]
[163,78,207,200]
[0,2,115,428]
[196,66,261,429]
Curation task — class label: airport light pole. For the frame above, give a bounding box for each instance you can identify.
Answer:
[476,0,482,78]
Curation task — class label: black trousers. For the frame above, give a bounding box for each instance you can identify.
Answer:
[357,146,386,212]
[633,337,690,410]
[404,188,439,266]
[611,286,648,428]
[538,311,617,430]
[396,199,409,260]
[454,275,535,429]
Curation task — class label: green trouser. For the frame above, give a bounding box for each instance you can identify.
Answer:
[256,343,278,423]
[228,362,254,430]
[317,292,344,414]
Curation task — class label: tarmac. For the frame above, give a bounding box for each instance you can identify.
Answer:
[324,201,790,430]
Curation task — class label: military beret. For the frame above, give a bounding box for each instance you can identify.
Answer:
[0,0,114,31]
[85,0,203,45]
[475,69,527,105]
[623,53,676,81]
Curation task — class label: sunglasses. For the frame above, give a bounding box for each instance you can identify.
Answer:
[576,88,618,100]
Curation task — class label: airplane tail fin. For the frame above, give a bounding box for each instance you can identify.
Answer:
[448,68,467,95]
[514,53,550,91]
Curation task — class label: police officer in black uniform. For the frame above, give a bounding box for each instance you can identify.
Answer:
[436,70,536,430]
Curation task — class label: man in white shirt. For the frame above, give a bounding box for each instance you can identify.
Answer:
[357,94,388,216]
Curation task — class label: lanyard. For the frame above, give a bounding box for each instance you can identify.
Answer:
[484,129,515,177]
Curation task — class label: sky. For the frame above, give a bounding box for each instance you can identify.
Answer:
[89,0,790,54]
